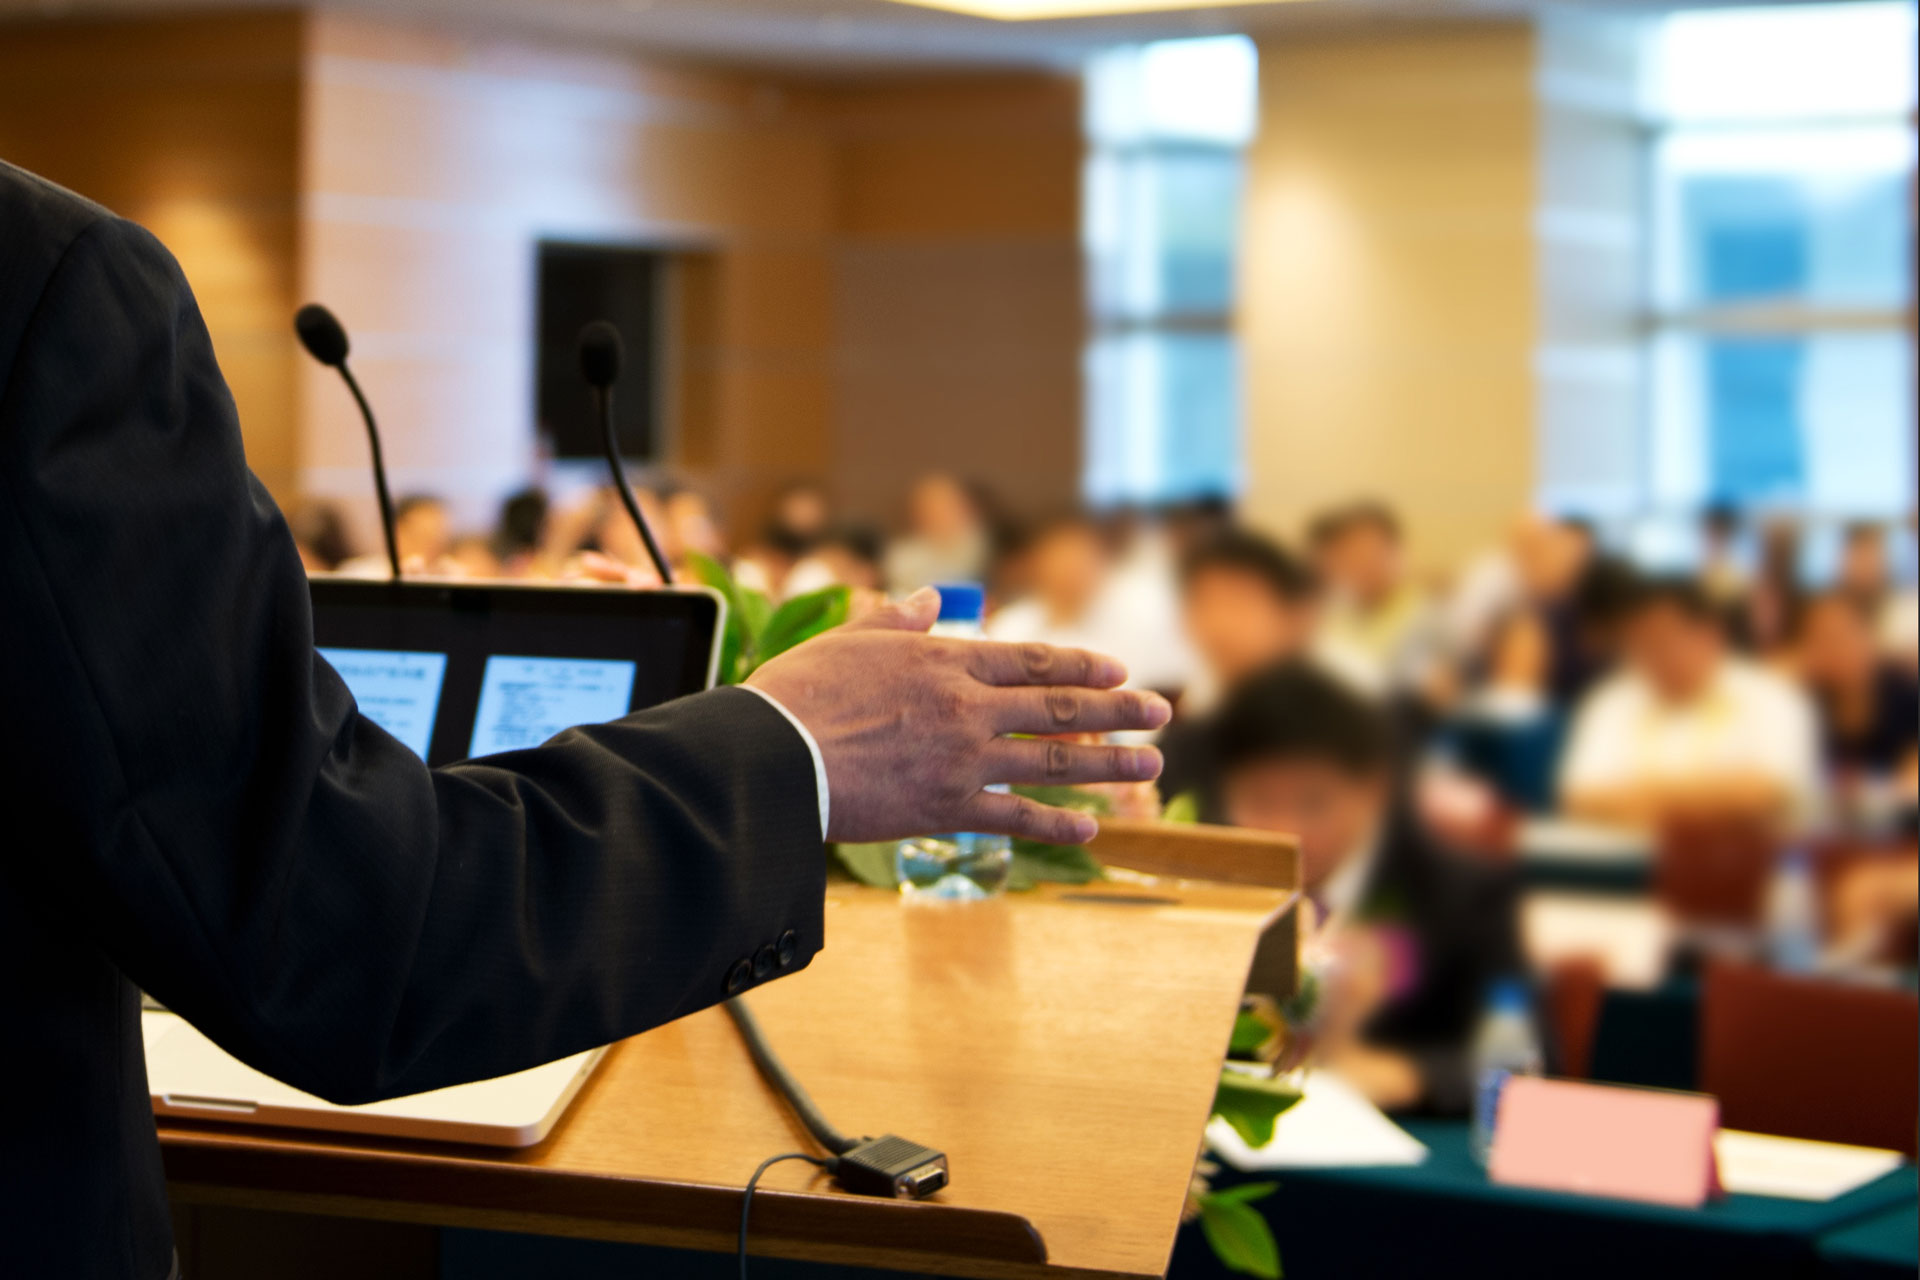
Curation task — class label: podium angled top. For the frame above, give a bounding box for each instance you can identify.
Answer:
[161,867,1298,1279]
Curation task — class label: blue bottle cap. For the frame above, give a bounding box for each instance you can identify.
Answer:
[1488,977,1530,1013]
[933,582,986,623]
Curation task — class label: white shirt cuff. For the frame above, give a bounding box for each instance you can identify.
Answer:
[741,685,830,840]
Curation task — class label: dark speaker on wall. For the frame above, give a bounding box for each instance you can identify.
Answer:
[536,241,662,462]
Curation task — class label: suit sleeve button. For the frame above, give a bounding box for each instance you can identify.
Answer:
[753,944,778,979]
[776,930,799,967]
[724,958,753,995]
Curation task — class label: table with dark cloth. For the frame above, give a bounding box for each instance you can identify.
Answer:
[1171,1120,1916,1280]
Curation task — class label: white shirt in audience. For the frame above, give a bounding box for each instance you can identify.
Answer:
[1558,658,1823,820]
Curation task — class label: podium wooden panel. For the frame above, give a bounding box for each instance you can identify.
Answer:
[161,873,1296,1279]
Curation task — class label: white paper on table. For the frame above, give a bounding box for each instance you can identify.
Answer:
[1517,817,1652,865]
[1522,892,1676,991]
[1207,1070,1429,1170]
[1714,1129,1907,1201]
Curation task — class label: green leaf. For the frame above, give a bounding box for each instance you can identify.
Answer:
[831,842,899,888]
[758,586,850,664]
[683,551,750,685]
[1161,790,1201,824]
[1196,1192,1281,1279]
[1008,840,1104,890]
[736,586,774,658]
[1010,784,1112,816]
[1212,1071,1303,1149]
[1206,1181,1279,1207]
[1229,1011,1277,1059]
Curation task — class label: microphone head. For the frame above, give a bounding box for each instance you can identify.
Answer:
[578,321,623,389]
[294,304,351,367]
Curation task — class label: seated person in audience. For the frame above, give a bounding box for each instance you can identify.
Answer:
[986,514,1113,651]
[785,523,886,597]
[1177,527,1327,713]
[445,533,502,579]
[734,480,831,596]
[491,487,549,577]
[885,472,991,592]
[1559,576,1822,829]
[1699,502,1749,609]
[335,492,454,577]
[288,499,352,575]
[1311,499,1438,694]
[1796,590,1919,803]
[1203,662,1522,1114]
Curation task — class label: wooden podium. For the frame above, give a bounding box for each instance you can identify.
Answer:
[162,825,1298,1279]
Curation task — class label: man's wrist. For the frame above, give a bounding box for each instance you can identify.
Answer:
[740,685,830,840]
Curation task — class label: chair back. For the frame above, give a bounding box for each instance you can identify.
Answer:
[1655,817,1777,927]
[1701,960,1919,1156]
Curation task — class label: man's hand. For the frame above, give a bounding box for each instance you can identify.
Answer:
[747,587,1171,845]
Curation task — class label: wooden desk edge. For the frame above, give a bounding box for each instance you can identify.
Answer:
[159,1127,1066,1279]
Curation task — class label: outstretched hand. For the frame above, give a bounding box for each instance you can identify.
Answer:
[746,587,1171,844]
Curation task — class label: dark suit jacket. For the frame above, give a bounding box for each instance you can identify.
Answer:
[0,163,827,1279]
[1352,813,1524,1116]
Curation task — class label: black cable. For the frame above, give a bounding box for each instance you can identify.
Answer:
[595,384,674,586]
[737,1151,831,1280]
[723,998,857,1155]
[338,363,401,581]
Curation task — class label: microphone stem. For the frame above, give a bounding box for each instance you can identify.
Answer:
[598,386,674,585]
[339,362,401,581]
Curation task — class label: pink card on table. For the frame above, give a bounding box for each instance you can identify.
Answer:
[1488,1076,1722,1208]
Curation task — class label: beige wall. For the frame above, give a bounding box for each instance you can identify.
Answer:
[1241,23,1540,574]
[0,13,306,500]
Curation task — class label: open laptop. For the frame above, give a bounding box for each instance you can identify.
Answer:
[146,577,724,1147]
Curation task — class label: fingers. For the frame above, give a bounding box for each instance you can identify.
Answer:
[965,640,1128,690]
[845,585,940,634]
[985,684,1171,736]
[955,789,1100,846]
[981,737,1163,787]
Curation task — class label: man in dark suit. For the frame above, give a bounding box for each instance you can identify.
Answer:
[0,161,1171,1280]
[1202,661,1523,1115]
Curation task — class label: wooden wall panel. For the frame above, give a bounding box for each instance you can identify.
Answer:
[825,75,1084,526]
[0,13,305,500]
[1241,23,1540,574]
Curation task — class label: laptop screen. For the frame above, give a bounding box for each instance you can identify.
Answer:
[309,580,721,767]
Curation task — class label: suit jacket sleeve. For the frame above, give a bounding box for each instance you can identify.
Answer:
[0,212,827,1105]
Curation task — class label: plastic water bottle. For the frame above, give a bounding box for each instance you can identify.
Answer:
[1766,848,1820,974]
[1470,978,1542,1166]
[893,583,1012,900]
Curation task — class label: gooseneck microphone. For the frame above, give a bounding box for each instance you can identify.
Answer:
[578,320,673,585]
[294,304,401,580]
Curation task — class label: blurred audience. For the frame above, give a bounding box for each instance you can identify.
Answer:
[288,500,352,574]
[1310,499,1438,695]
[1177,528,1326,713]
[1203,661,1522,1115]
[1559,577,1821,830]
[885,473,991,593]
[1794,591,1919,814]
[986,515,1113,650]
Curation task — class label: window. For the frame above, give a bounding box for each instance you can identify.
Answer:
[1082,36,1256,507]
[1644,3,1917,522]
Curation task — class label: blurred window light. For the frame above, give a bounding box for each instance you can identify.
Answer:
[1649,2,1917,122]
[1643,1,1916,521]
[1082,36,1253,507]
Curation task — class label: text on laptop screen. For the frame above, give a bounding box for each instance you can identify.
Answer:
[469,656,637,757]
[316,648,447,758]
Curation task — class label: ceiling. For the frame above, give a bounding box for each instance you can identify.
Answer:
[0,0,1844,72]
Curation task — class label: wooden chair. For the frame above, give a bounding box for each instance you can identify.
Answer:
[1701,960,1919,1156]
[1093,817,1302,999]
[1654,816,1778,928]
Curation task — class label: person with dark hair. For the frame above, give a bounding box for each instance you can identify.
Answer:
[1796,590,1919,797]
[1699,502,1748,607]
[1203,661,1522,1114]
[1312,498,1438,694]
[492,487,550,575]
[287,500,353,574]
[1177,528,1327,711]
[1560,574,1822,827]
[785,522,887,596]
